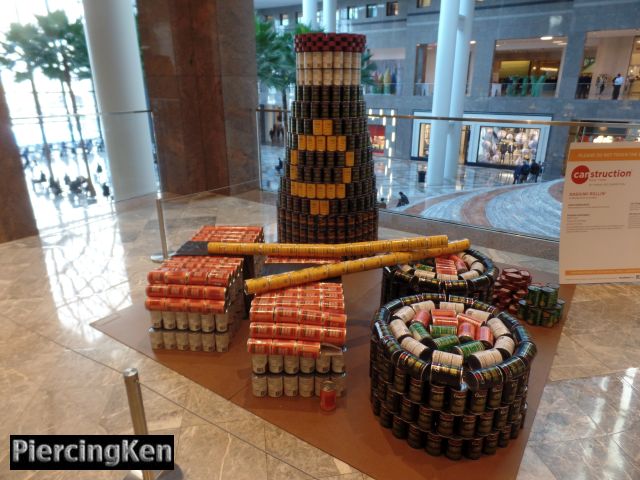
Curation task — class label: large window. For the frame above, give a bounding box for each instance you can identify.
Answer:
[366,4,378,18]
[416,0,431,7]
[280,14,289,27]
[386,2,399,16]
[576,31,640,100]
[347,6,358,20]
[490,37,567,98]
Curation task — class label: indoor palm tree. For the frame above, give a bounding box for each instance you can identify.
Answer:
[0,23,55,183]
[37,10,96,196]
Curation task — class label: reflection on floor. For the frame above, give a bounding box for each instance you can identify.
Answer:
[1,192,639,479]
[261,144,563,239]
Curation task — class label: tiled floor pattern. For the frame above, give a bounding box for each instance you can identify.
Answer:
[260,144,563,239]
[1,192,639,479]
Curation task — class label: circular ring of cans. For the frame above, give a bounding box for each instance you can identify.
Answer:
[381,249,499,304]
[294,33,366,53]
[370,293,537,460]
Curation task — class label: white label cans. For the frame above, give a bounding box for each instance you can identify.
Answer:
[162,330,177,350]
[173,312,186,330]
[215,332,230,352]
[188,312,201,331]
[268,374,283,397]
[252,354,268,374]
[148,328,163,349]
[202,332,216,352]
[300,356,316,374]
[315,353,331,373]
[284,355,299,374]
[215,313,229,333]
[269,354,284,373]
[252,374,267,397]
[176,331,189,351]
[284,374,299,396]
[201,314,215,332]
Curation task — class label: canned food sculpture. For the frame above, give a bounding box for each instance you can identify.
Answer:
[381,249,499,304]
[491,268,565,327]
[145,226,264,352]
[248,282,347,398]
[278,33,378,243]
[370,294,536,460]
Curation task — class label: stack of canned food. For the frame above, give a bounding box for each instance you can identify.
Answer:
[247,281,348,398]
[491,268,532,315]
[278,33,378,244]
[191,225,265,279]
[145,256,246,352]
[370,293,536,460]
[517,283,564,328]
[145,225,265,353]
[381,249,499,304]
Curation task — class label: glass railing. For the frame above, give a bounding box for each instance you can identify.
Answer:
[574,81,640,100]
[256,108,640,241]
[363,83,402,95]
[488,81,557,98]
[414,83,435,96]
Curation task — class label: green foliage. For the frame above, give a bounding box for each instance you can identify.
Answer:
[0,22,47,82]
[36,10,91,82]
[255,17,376,104]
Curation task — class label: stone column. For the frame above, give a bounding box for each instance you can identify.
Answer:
[323,0,337,32]
[82,0,158,201]
[137,0,259,195]
[0,79,38,242]
[444,0,475,181]
[303,0,318,28]
[426,0,460,186]
[556,30,586,100]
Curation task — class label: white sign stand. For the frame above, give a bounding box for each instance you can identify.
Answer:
[560,142,640,284]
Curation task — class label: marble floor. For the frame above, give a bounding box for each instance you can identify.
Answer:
[1,191,639,479]
[260,145,563,239]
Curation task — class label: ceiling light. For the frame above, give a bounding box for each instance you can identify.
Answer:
[470,40,476,44]
[540,36,553,41]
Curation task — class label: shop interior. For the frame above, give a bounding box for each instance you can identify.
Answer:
[490,37,567,97]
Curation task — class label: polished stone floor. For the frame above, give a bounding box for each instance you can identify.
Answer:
[260,145,563,239]
[1,191,639,479]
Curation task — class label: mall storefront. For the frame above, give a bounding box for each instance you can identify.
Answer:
[410,112,552,170]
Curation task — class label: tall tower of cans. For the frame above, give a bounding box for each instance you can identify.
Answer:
[278,33,378,244]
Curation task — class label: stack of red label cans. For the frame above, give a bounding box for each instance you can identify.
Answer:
[491,268,532,315]
[144,225,264,353]
[247,282,348,398]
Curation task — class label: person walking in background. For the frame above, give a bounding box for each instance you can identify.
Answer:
[377,197,387,209]
[518,160,530,184]
[612,73,624,100]
[529,160,541,182]
[513,163,522,184]
[396,191,409,207]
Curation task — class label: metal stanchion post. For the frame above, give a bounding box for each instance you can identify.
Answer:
[150,195,175,263]
[122,368,183,480]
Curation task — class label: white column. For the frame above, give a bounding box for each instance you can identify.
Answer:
[302,0,318,28]
[444,0,475,180]
[82,0,157,201]
[426,0,460,186]
[323,0,337,32]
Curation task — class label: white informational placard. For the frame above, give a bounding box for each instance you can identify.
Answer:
[560,142,640,284]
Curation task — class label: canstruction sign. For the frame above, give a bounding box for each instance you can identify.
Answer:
[560,142,640,283]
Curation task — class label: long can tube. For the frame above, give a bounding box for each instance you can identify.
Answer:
[244,239,470,295]
[207,235,449,258]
